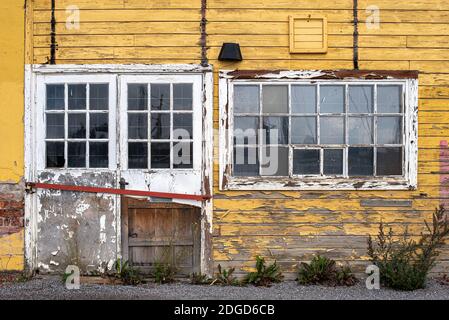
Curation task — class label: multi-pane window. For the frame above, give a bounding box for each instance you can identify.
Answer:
[45,83,109,168]
[232,83,404,178]
[127,83,194,169]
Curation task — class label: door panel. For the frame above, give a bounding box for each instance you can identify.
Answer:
[122,198,201,276]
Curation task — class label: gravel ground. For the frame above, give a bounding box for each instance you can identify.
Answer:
[0,276,448,300]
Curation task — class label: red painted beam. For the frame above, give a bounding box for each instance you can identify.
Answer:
[26,182,211,201]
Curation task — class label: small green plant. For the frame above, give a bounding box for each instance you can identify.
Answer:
[153,262,177,284]
[114,258,142,286]
[62,270,73,284]
[244,256,283,287]
[211,264,240,286]
[335,265,358,287]
[297,255,357,287]
[367,206,449,291]
[190,272,211,285]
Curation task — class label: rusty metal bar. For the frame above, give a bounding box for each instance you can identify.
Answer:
[26,182,212,201]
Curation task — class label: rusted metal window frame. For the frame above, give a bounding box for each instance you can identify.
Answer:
[219,70,418,191]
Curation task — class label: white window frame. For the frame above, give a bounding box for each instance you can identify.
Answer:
[219,70,418,191]
[119,75,202,171]
[35,74,118,171]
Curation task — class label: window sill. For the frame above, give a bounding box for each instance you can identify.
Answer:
[221,176,416,191]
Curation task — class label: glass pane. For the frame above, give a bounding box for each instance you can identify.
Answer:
[128,84,148,110]
[46,142,64,168]
[377,116,402,144]
[173,113,193,140]
[262,85,288,113]
[293,149,320,175]
[46,114,64,139]
[349,85,373,113]
[151,142,170,168]
[68,84,86,110]
[151,113,170,140]
[90,113,108,139]
[46,85,65,110]
[89,84,109,110]
[128,113,148,140]
[89,142,108,168]
[377,147,403,176]
[320,116,344,144]
[348,147,373,176]
[173,142,193,169]
[261,146,289,176]
[292,85,316,114]
[68,113,86,139]
[291,116,317,144]
[151,84,170,111]
[262,117,288,144]
[348,116,373,144]
[233,146,259,176]
[324,149,343,175]
[173,84,193,110]
[68,142,86,168]
[320,85,344,113]
[234,116,258,145]
[378,85,402,113]
[128,142,148,169]
[234,85,259,114]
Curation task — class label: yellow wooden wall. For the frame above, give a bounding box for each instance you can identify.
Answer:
[26,0,449,277]
[0,0,25,270]
[209,0,449,277]
[31,0,203,64]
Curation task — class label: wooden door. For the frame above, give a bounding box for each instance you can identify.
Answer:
[121,197,201,276]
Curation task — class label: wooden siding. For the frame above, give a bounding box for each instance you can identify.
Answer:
[27,0,449,278]
[31,0,203,64]
[208,0,449,278]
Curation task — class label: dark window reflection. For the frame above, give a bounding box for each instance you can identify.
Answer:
[128,113,148,140]
[68,142,86,168]
[68,84,87,110]
[151,143,170,168]
[151,84,170,111]
[46,142,64,168]
[128,84,148,110]
[90,142,108,168]
[128,142,148,169]
[68,113,86,139]
[293,149,320,175]
[90,84,109,110]
[151,113,170,140]
[46,114,64,139]
[348,147,373,176]
[173,84,193,110]
[90,113,108,139]
[234,146,259,176]
[377,147,403,176]
[324,149,343,175]
[46,85,65,110]
[173,114,193,140]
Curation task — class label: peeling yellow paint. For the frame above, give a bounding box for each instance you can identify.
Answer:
[0,231,24,271]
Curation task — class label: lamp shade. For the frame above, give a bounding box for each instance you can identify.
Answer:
[218,43,243,61]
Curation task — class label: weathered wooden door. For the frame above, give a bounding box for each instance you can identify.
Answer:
[121,197,201,276]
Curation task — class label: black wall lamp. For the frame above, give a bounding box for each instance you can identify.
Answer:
[218,43,243,61]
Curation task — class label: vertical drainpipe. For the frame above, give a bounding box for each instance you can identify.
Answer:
[50,0,56,64]
[353,0,359,70]
[200,0,208,67]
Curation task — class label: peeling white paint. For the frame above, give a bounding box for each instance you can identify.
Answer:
[99,214,106,244]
